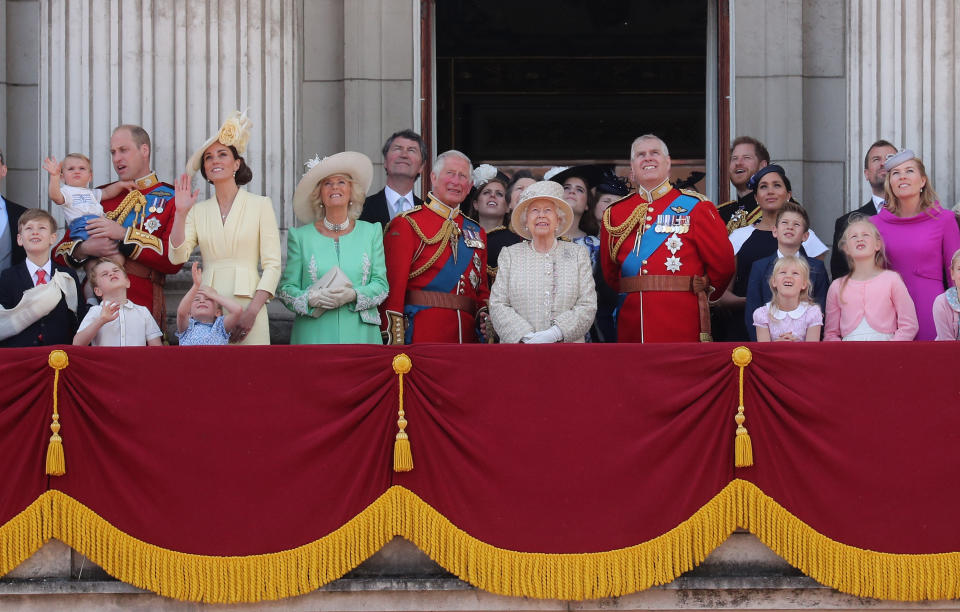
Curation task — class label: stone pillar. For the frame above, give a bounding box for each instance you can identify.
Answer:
[847,0,960,210]
[36,0,298,228]
[1,0,41,207]
[731,0,847,244]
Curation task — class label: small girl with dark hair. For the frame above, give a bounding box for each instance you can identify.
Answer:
[169,110,282,345]
[752,255,822,342]
[824,216,918,341]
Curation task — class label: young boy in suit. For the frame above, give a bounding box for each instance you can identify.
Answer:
[0,209,83,346]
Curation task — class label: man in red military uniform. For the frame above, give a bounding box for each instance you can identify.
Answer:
[380,150,489,344]
[54,125,182,329]
[601,134,734,342]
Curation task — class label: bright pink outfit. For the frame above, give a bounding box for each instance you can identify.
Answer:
[873,206,960,340]
[824,270,919,341]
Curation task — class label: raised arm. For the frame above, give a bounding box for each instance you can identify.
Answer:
[42,157,65,205]
[177,262,203,333]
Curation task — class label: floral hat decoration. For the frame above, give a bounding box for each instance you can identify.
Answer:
[292,151,374,223]
[185,110,253,175]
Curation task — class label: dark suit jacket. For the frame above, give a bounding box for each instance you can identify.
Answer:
[830,200,877,279]
[0,262,83,347]
[358,189,423,228]
[2,197,27,269]
[744,253,830,342]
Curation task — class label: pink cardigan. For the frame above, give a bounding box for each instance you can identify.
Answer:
[824,270,919,341]
[933,292,960,340]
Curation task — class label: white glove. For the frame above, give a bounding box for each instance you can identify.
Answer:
[523,325,563,344]
[328,287,357,308]
[307,287,338,310]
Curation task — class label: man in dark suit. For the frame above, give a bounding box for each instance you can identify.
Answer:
[359,129,426,228]
[830,139,898,279]
[0,209,83,346]
[0,148,28,272]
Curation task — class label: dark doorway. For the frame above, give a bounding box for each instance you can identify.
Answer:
[434,0,709,165]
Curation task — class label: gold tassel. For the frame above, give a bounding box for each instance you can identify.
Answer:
[392,353,413,472]
[731,346,753,468]
[46,350,70,476]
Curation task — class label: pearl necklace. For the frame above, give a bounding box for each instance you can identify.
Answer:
[323,217,349,232]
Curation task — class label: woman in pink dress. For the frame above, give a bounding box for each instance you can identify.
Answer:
[872,150,960,340]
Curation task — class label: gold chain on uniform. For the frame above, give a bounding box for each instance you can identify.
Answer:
[105,190,147,227]
[603,202,649,261]
[404,216,460,279]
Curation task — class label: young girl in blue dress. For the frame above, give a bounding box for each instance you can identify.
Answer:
[176,262,242,346]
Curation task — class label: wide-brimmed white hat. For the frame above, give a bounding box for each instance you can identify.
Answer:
[292,152,373,223]
[509,181,574,240]
[185,110,253,175]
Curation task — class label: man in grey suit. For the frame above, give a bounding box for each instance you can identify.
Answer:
[0,148,27,272]
[359,129,426,228]
[830,139,897,279]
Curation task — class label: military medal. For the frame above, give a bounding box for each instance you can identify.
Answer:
[665,255,682,273]
[463,227,485,249]
[144,217,161,234]
[666,233,683,255]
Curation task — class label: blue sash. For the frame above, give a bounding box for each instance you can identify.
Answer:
[404,220,478,343]
[117,185,174,229]
[620,194,699,278]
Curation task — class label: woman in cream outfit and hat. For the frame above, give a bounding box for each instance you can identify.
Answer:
[489,181,596,343]
[276,151,388,344]
[170,110,282,345]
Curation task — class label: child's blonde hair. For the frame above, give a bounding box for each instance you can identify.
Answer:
[88,258,127,289]
[838,215,888,302]
[62,152,92,167]
[768,255,813,315]
[950,248,960,272]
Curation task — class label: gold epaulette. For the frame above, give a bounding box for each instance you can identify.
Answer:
[607,192,634,208]
[716,198,738,209]
[396,205,422,218]
[461,213,480,225]
[124,227,163,259]
[680,188,709,201]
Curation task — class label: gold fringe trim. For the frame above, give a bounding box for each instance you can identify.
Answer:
[46,490,395,604]
[733,479,960,602]
[4,484,959,602]
[392,485,739,600]
[0,493,52,576]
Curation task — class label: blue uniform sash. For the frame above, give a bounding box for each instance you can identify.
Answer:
[620,194,699,278]
[404,219,478,343]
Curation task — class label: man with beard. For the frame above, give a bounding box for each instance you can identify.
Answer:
[716,136,770,233]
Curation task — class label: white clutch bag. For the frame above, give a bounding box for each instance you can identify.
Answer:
[306,266,353,316]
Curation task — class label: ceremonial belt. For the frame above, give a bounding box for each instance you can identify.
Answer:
[124,259,167,329]
[405,289,477,316]
[620,274,713,342]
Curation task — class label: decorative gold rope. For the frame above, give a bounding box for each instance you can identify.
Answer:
[405,217,457,279]
[45,350,69,476]
[105,189,146,227]
[731,346,753,467]
[602,202,648,262]
[392,354,413,472]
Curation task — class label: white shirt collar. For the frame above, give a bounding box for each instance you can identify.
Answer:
[25,258,53,284]
[769,302,810,320]
[384,185,415,219]
[871,194,885,213]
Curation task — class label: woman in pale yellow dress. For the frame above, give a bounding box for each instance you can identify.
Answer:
[169,111,281,345]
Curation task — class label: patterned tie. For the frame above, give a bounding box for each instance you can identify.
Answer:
[36,269,47,285]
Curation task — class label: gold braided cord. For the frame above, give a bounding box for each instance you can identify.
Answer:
[2,483,959,602]
[405,216,457,279]
[602,202,648,262]
[105,190,146,226]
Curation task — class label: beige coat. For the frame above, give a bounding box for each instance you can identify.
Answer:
[489,240,597,343]
[169,189,282,345]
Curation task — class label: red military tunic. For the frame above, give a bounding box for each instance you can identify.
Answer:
[600,180,734,342]
[53,173,183,327]
[380,193,489,344]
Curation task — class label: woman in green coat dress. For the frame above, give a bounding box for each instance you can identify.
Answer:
[277,152,388,344]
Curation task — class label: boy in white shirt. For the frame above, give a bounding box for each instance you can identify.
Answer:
[73,258,163,346]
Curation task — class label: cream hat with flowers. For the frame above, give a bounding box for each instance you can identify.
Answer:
[185,110,253,175]
[509,180,574,240]
[292,152,373,223]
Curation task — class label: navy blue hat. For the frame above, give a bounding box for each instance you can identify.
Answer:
[746,164,791,193]
[547,164,611,190]
[595,169,630,196]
